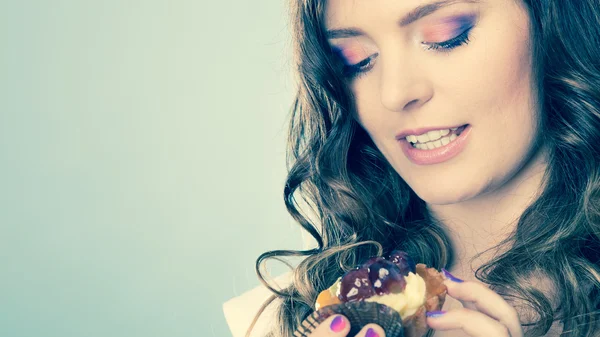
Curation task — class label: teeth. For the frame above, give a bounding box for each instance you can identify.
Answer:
[416,134,430,143]
[427,130,442,141]
[405,125,466,150]
[411,133,459,150]
[406,128,451,143]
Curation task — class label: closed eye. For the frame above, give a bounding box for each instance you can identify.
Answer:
[342,55,377,78]
[341,26,474,80]
[422,26,472,52]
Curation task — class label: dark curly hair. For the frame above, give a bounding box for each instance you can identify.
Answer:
[250,0,600,336]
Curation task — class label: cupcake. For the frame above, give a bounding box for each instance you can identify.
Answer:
[294,251,447,337]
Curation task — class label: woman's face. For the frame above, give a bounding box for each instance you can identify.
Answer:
[325,0,542,205]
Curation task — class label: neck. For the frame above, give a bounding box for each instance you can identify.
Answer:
[426,144,549,280]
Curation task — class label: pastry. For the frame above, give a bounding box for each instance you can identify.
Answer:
[294,251,447,337]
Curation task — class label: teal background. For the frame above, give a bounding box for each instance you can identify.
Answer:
[0,1,303,336]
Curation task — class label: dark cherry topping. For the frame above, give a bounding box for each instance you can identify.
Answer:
[389,250,416,275]
[368,259,407,295]
[338,267,376,302]
[338,251,418,302]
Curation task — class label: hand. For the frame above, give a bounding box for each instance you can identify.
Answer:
[425,269,524,337]
[302,315,386,337]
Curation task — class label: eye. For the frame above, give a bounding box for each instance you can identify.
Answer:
[341,54,378,80]
[341,27,474,80]
[422,27,473,53]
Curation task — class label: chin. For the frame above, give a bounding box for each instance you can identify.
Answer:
[411,183,480,206]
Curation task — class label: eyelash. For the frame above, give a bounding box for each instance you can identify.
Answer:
[341,27,473,80]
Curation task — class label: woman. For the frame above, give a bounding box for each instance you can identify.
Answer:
[249,0,600,336]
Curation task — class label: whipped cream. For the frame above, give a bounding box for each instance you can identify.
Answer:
[364,272,426,318]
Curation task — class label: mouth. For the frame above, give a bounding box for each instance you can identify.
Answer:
[399,124,472,165]
[405,124,469,149]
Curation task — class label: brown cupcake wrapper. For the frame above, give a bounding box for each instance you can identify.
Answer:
[294,301,405,337]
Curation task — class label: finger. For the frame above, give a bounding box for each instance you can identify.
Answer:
[443,279,479,311]
[299,315,350,337]
[355,323,386,337]
[442,279,523,337]
[426,308,510,337]
[443,288,477,311]
[440,270,478,311]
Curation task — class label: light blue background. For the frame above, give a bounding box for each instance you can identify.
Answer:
[0,1,303,336]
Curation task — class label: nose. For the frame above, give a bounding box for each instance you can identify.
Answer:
[379,54,434,112]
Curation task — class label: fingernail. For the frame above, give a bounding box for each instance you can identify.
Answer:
[426,310,447,318]
[330,315,346,333]
[442,268,464,283]
[365,328,380,337]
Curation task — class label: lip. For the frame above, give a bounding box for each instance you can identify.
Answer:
[399,124,472,165]
[395,124,468,140]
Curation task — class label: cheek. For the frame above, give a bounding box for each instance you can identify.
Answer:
[451,12,533,109]
[353,80,387,134]
[428,28,535,161]
[353,102,398,159]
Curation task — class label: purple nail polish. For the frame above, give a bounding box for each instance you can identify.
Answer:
[330,315,346,333]
[365,328,380,337]
[426,310,447,318]
[442,268,464,283]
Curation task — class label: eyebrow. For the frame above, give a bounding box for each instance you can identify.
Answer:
[326,0,480,39]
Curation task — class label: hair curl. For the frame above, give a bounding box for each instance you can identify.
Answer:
[250,0,600,336]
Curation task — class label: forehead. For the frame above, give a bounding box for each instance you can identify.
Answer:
[325,0,484,30]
